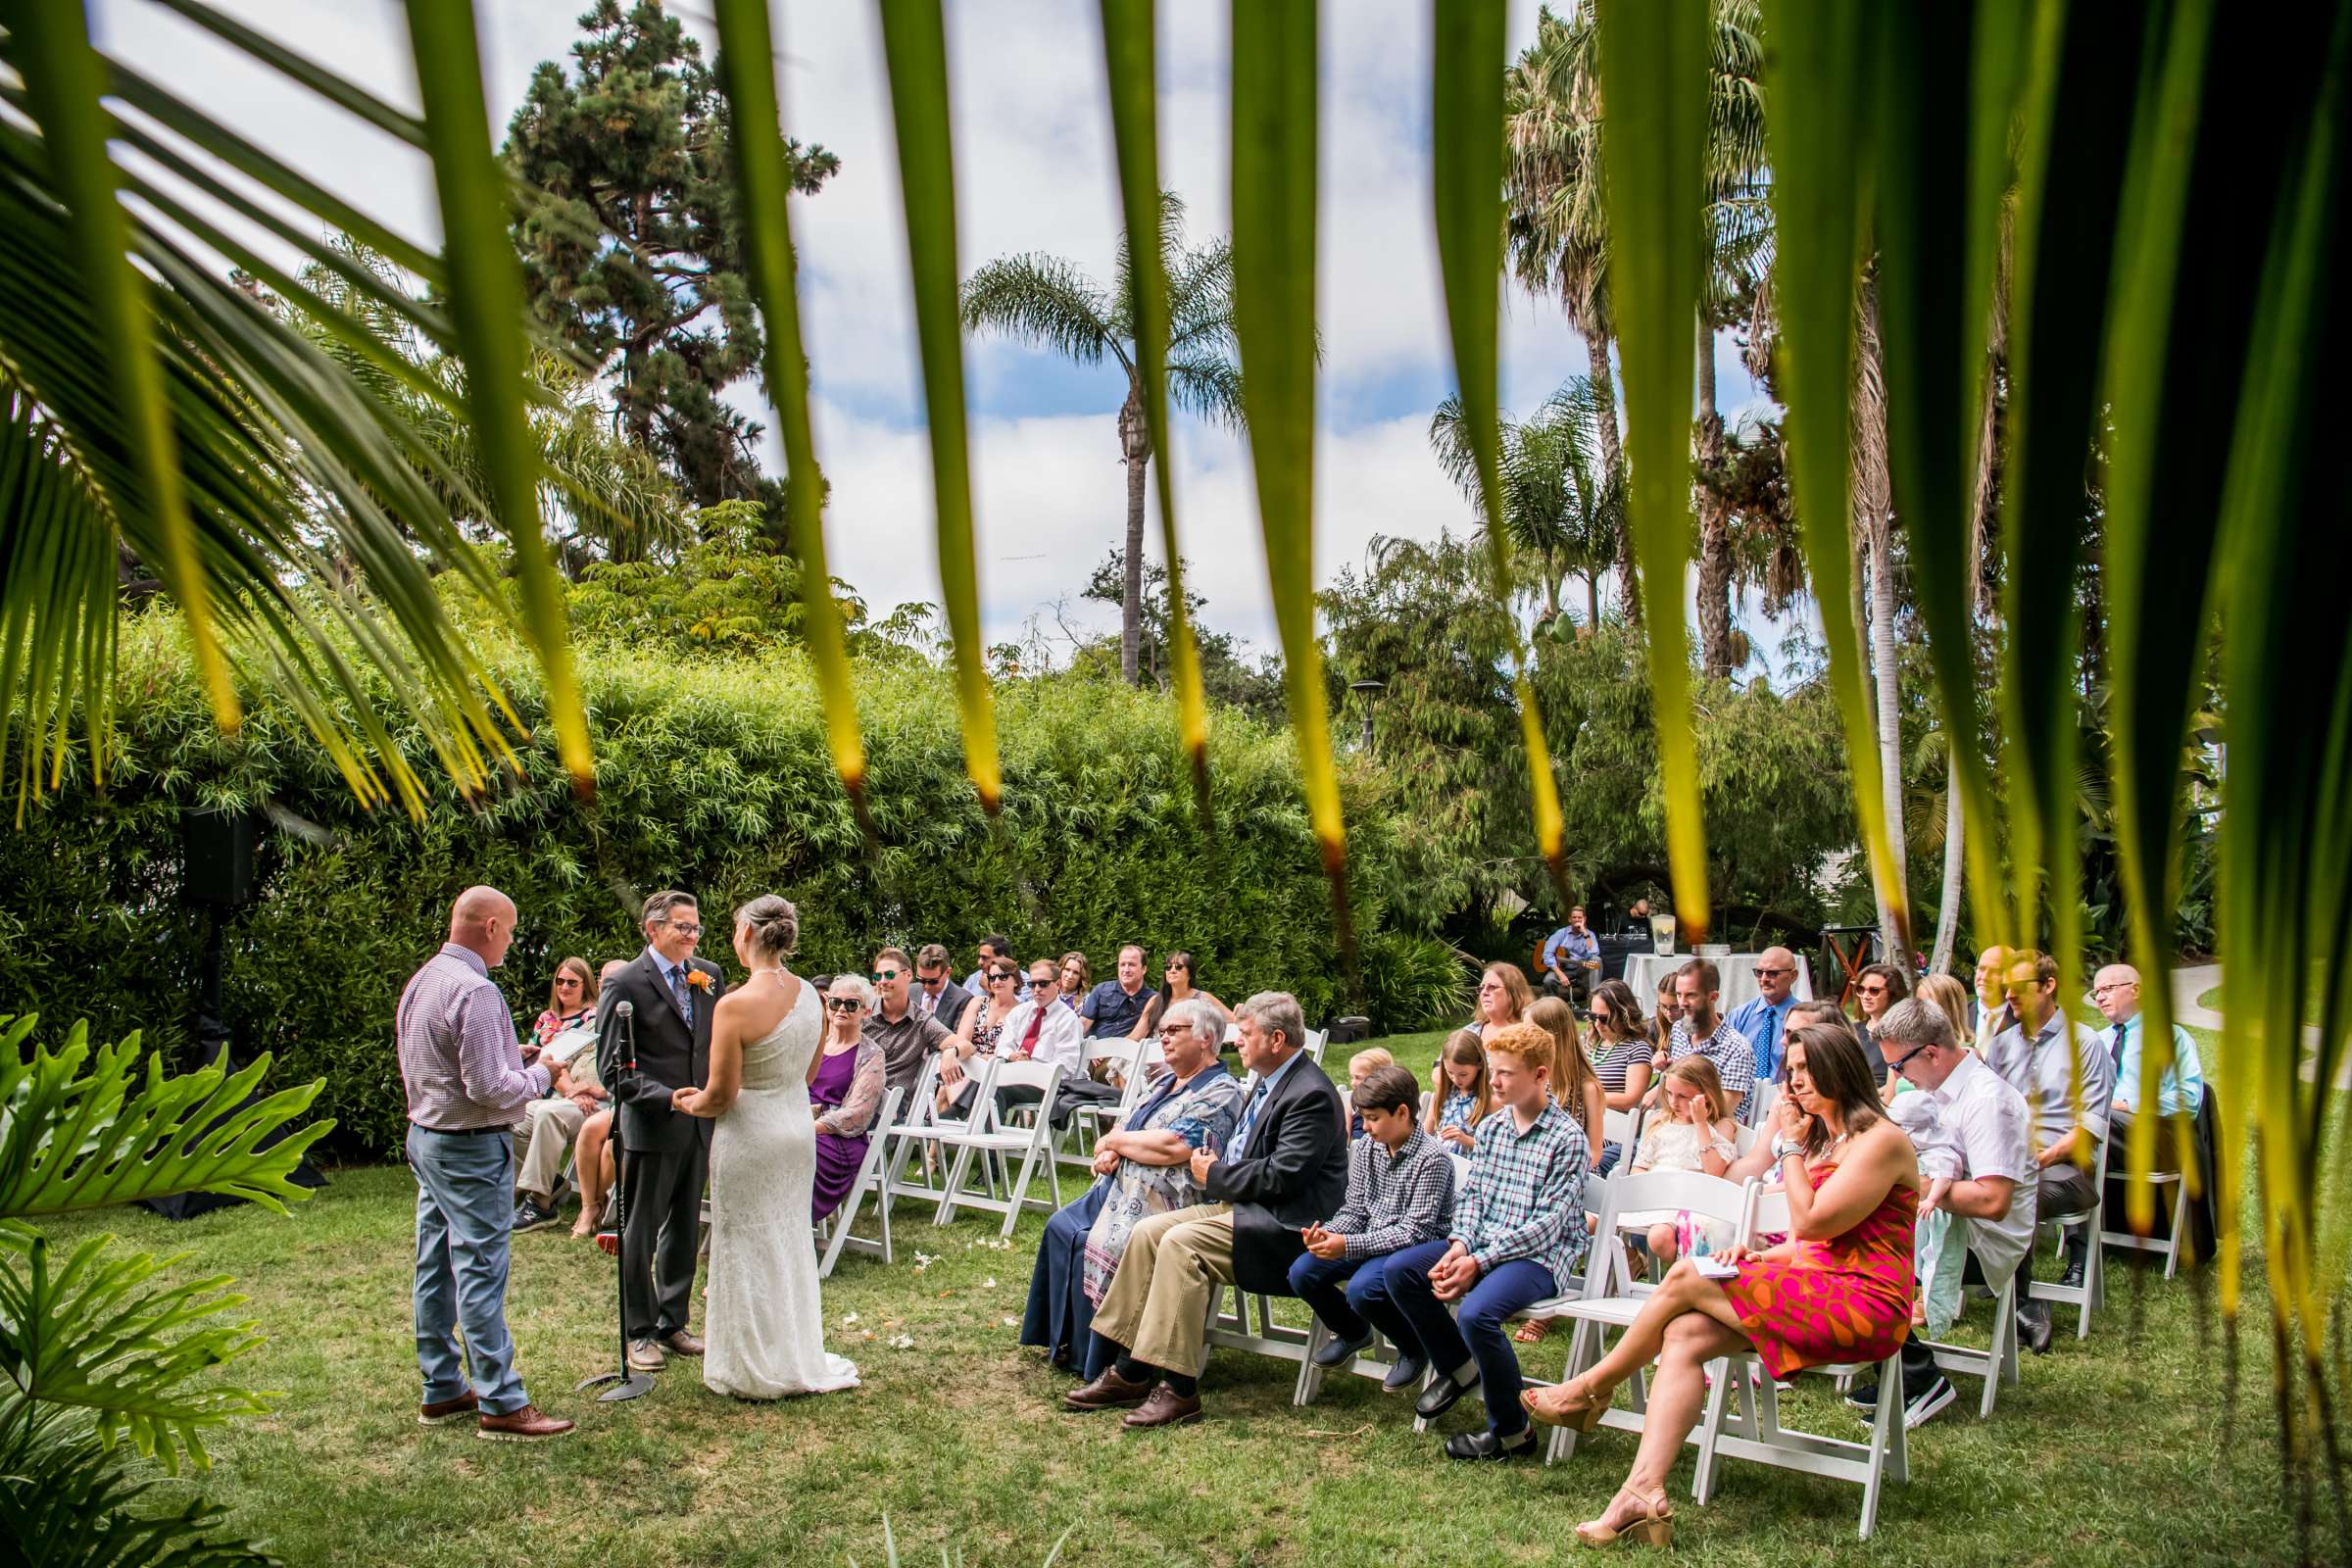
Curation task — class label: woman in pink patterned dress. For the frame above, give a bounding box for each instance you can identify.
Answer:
[1523,1022,1918,1548]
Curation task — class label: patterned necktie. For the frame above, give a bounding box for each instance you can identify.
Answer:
[670,963,695,1030]
[1230,1078,1271,1158]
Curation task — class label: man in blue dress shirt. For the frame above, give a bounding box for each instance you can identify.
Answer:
[1725,946,1802,1088]
[1539,906,1602,1005]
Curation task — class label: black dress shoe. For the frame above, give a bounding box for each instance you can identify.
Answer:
[1312,1331,1375,1369]
[1382,1354,1428,1394]
[2058,1261,2085,1291]
[1415,1370,1481,1420]
[1445,1426,1537,1461]
[2018,1303,2054,1355]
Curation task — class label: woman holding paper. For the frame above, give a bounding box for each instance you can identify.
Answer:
[1522,1022,1919,1548]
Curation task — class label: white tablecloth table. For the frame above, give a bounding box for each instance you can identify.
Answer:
[1623,953,1814,1016]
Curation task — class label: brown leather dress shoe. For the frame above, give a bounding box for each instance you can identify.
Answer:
[662,1329,707,1357]
[417,1391,478,1426]
[1062,1366,1153,1411]
[1122,1386,1202,1429]
[476,1404,575,1442]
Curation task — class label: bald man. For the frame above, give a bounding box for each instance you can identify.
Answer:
[396,885,573,1441]
[1972,946,2011,1054]
[1725,946,1802,1086]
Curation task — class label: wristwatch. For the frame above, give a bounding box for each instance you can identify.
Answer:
[1771,1134,1804,1162]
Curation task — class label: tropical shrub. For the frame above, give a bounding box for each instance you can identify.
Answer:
[0,1013,330,1567]
[0,614,1404,1153]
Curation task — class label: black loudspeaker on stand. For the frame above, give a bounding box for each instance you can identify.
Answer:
[577,1001,656,1403]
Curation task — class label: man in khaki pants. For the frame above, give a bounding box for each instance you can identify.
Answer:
[1066,993,1348,1428]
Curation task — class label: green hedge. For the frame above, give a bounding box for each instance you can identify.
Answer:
[0,616,1428,1154]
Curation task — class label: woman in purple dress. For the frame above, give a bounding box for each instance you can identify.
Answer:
[811,974,887,1221]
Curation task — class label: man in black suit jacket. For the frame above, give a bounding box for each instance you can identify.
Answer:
[913,943,976,1033]
[1065,991,1347,1429]
[596,889,726,1372]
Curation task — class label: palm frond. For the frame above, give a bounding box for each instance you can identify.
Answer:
[959,254,1122,369]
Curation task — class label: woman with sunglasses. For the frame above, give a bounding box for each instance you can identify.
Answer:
[531,956,598,1049]
[809,975,887,1221]
[1134,950,1224,1039]
[940,959,1024,1116]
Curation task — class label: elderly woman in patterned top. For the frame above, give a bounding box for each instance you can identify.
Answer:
[1020,997,1244,1381]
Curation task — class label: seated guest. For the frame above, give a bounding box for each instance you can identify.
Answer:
[1973,945,2013,1054]
[811,974,887,1221]
[1846,996,2035,1428]
[963,933,1024,1000]
[1078,944,1159,1041]
[1788,997,1849,1031]
[1345,1047,1396,1139]
[912,943,975,1032]
[1020,1000,1242,1378]
[1623,1057,1740,1265]
[1918,972,1976,1048]
[1525,1022,1919,1545]
[1352,1023,1589,1460]
[567,960,629,1238]
[868,946,957,1104]
[1528,997,1605,1153]
[1658,959,1757,1121]
[1984,950,2116,1350]
[1725,946,1801,1087]
[2090,961,2213,1256]
[1422,1028,1495,1152]
[975,958,1114,1125]
[513,959,609,1233]
[1649,973,1684,1063]
[937,959,1024,1115]
[1471,961,1533,1041]
[1855,960,1911,1044]
[1587,980,1654,1116]
[1291,1064,1456,1379]
[1137,949,1224,1038]
[1058,951,1093,1008]
[531,956,598,1047]
[1063,993,1348,1428]
[1539,906,1602,1004]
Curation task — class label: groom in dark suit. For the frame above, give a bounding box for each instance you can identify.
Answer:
[1067,991,1348,1428]
[596,889,727,1372]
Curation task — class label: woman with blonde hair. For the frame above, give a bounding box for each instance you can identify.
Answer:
[1917,972,1974,1047]
[532,956,598,1047]
[1472,961,1534,1041]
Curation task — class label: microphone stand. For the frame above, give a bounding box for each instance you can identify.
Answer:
[578,999,656,1402]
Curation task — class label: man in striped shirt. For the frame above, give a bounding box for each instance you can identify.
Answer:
[396,886,572,1442]
[1289,1063,1457,1388]
[1354,1024,1591,1460]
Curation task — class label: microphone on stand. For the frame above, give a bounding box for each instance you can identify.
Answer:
[578,999,654,1402]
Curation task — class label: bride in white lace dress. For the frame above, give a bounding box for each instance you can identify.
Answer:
[670,895,858,1398]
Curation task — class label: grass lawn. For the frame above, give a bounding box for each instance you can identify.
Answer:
[37,1033,2306,1568]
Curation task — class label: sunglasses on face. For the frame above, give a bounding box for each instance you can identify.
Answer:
[918,972,945,988]
[825,998,862,1012]
[1754,966,1790,979]
[1860,984,1888,998]
[555,976,582,989]
[989,972,1018,985]
[1590,1006,1612,1024]
[871,968,904,983]
[1886,1040,1935,1078]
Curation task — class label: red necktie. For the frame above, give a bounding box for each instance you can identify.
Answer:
[1020,1004,1047,1054]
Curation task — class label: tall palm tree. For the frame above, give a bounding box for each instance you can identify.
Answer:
[1505,0,1767,671]
[960,195,1242,685]
[1429,377,1622,630]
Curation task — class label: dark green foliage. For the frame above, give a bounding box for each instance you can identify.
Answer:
[505,0,839,514]
[0,1428,276,1568]
[0,616,1403,1155]
[1356,929,1474,1033]
[1073,549,1287,727]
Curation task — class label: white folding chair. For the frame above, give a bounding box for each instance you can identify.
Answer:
[1688,1181,1910,1541]
[1061,1039,1152,1170]
[2099,1105,2198,1280]
[882,1053,997,1205]
[1746,1078,1780,1129]
[1203,1280,1318,1370]
[1303,1028,1328,1064]
[1732,1121,1761,1157]
[2028,1130,2110,1339]
[814,1086,904,1278]
[1537,1168,1749,1461]
[1915,1228,2025,1419]
[934,1060,1064,1238]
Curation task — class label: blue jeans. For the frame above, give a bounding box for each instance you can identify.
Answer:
[407,1124,530,1415]
[1284,1248,1391,1345]
[1355,1239,1557,1439]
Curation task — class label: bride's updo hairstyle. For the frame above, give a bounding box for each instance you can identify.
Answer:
[734,895,800,962]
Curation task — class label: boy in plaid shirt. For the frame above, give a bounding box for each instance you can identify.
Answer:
[1288,1063,1456,1387]
[1355,1022,1590,1459]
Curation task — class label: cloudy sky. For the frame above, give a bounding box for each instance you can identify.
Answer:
[92,0,1773,661]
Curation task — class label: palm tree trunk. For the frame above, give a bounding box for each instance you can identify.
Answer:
[1693,318,1735,678]
[1580,324,1634,618]
[1855,278,1909,968]
[1931,749,1965,974]
[1118,382,1149,685]
[1586,568,1601,631]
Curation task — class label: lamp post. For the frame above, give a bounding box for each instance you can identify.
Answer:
[1348,678,1385,752]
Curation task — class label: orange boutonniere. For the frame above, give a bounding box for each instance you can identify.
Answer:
[686,967,713,993]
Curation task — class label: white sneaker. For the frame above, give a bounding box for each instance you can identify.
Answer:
[1902,1375,1956,1430]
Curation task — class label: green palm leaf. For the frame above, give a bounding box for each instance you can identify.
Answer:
[400,0,591,795]
[875,0,1004,813]
[1102,0,1212,803]
[1758,0,1908,952]
[1595,0,1711,936]
[1432,0,1565,895]
[1230,1,1348,921]
[709,0,868,808]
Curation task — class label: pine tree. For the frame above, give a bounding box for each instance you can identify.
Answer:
[506,0,839,525]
